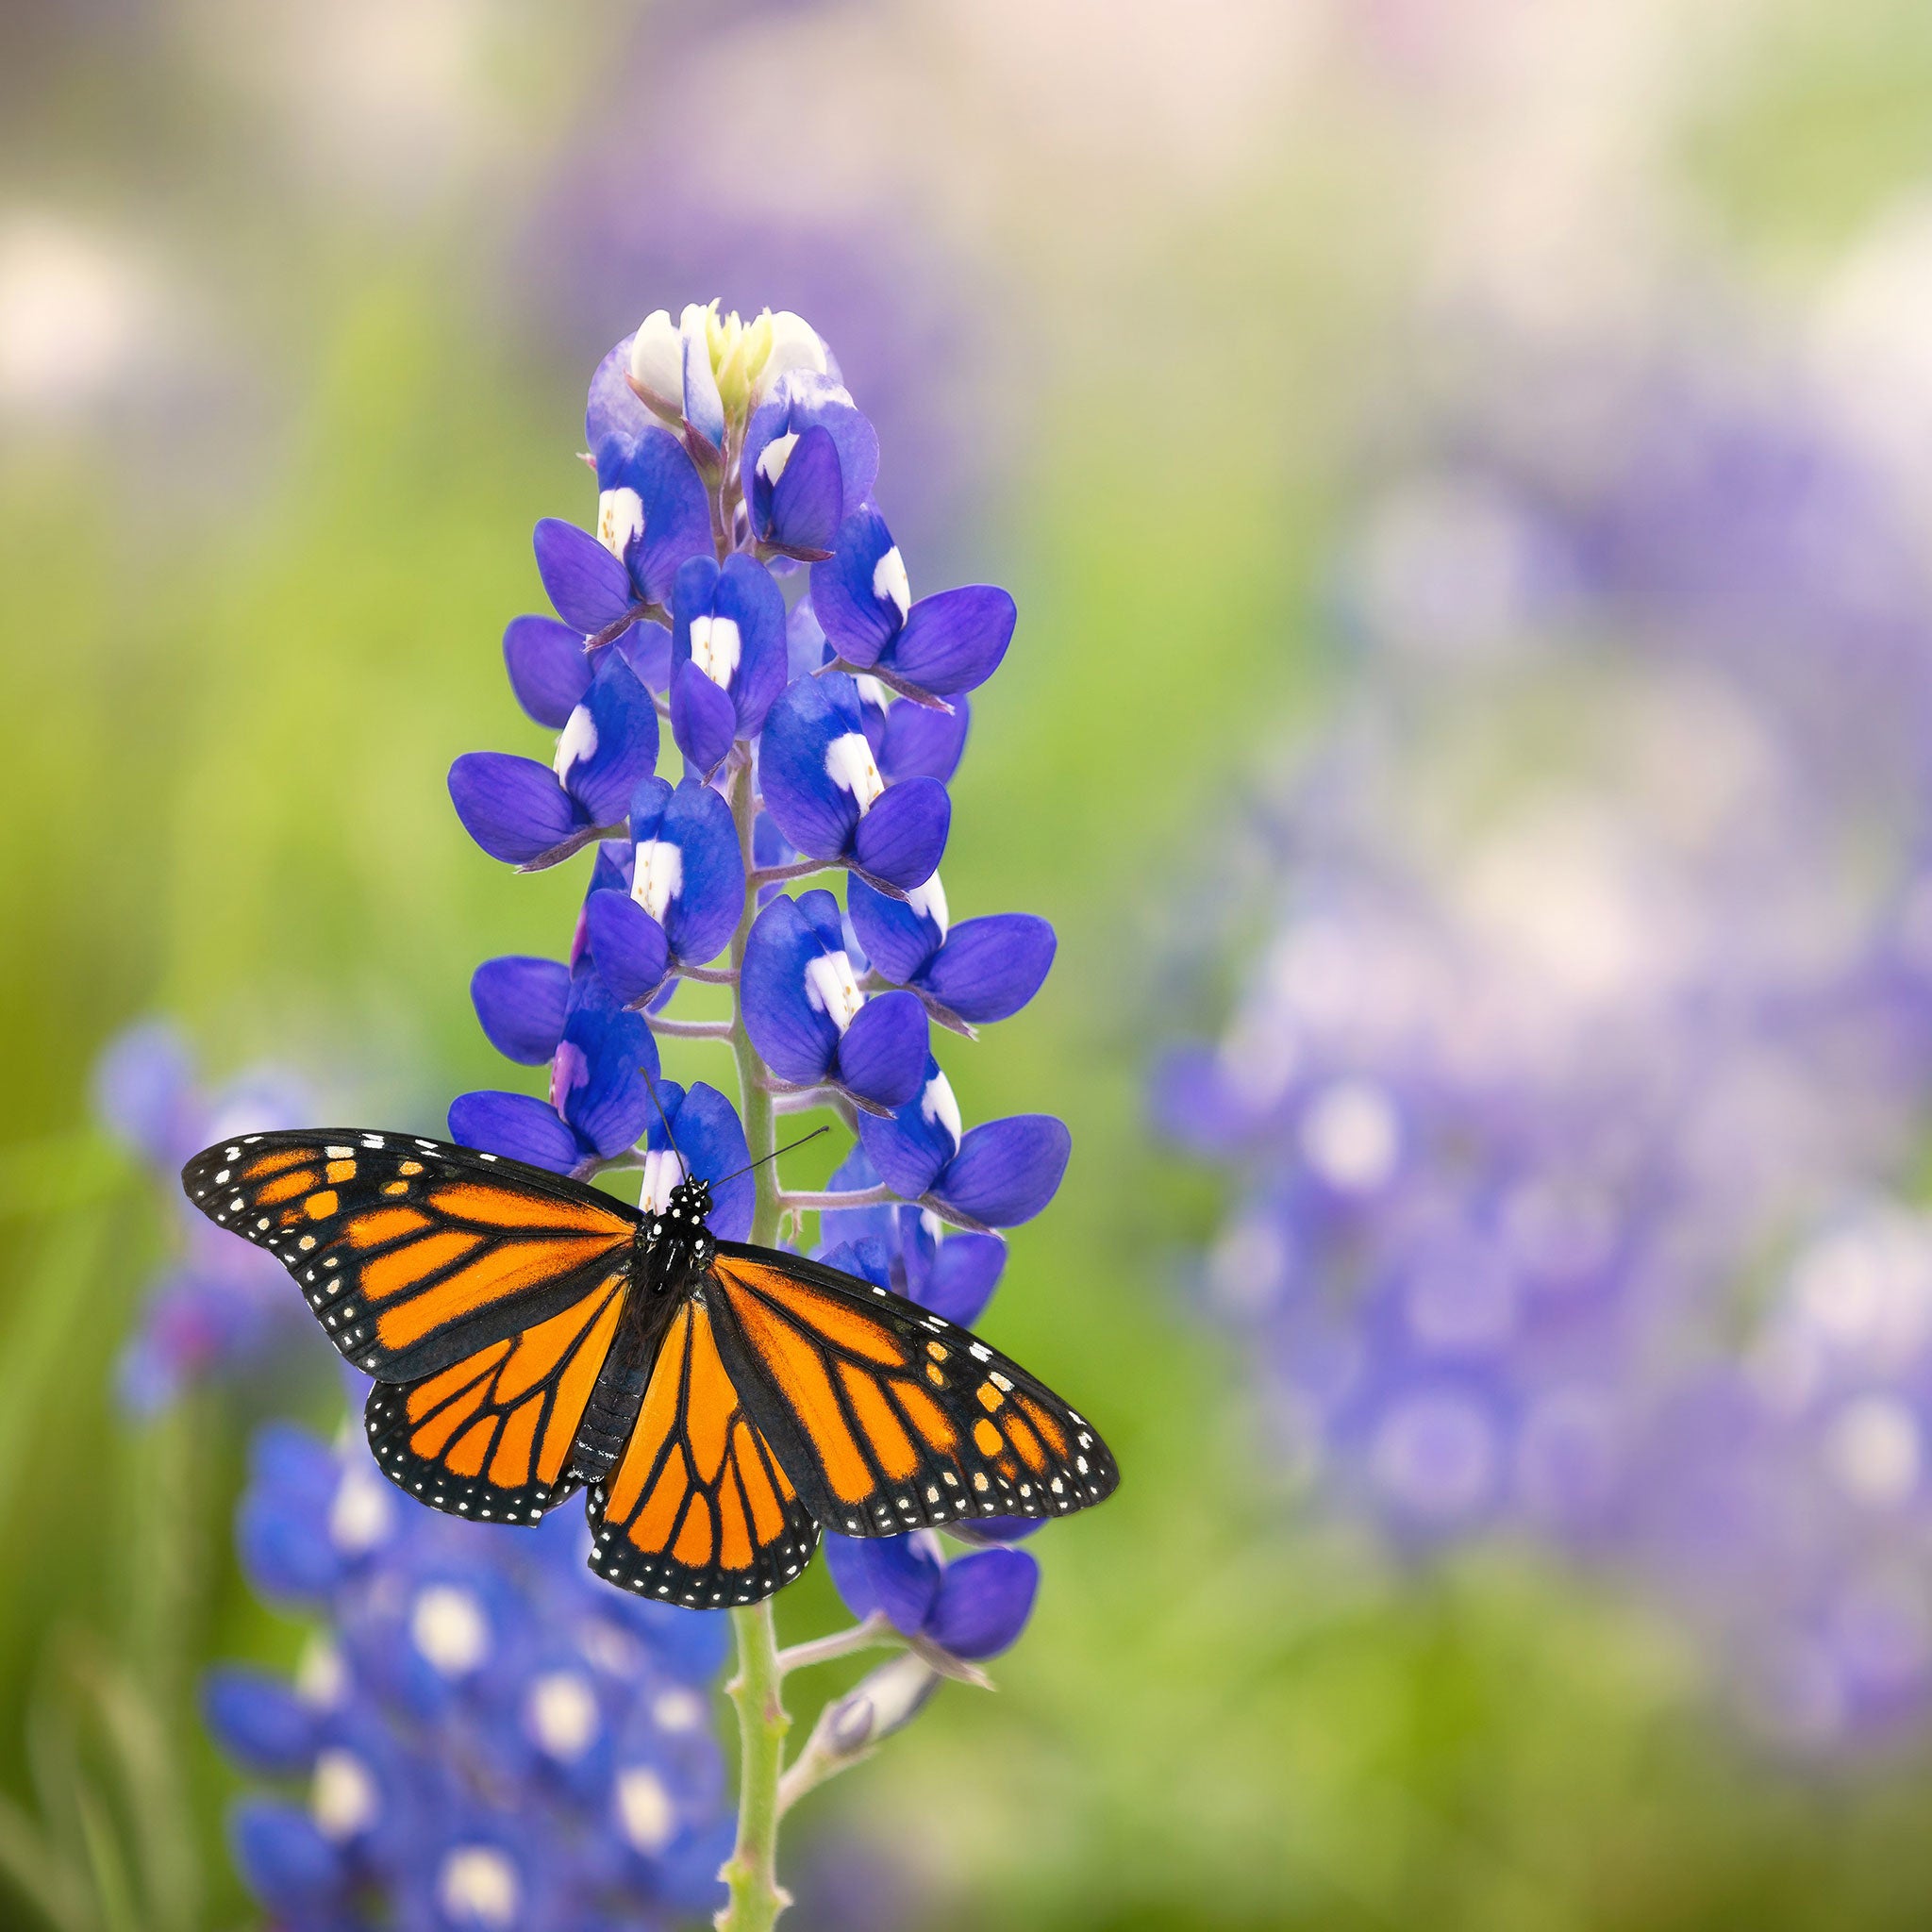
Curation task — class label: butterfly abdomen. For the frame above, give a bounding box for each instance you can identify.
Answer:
[571,1274,675,1480]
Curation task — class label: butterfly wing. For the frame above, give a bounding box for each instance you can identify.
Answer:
[180,1130,638,1380]
[585,1295,820,1608]
[364,1267,631,1524]
[706,1244,1118,1539]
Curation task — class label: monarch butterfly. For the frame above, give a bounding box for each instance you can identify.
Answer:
[180,1128,1117,1607]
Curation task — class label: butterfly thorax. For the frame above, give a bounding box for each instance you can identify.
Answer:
[642,1176,717,1295]
[569,1175,716,1483]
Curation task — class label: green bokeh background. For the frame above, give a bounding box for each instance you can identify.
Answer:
[11,3,1932,1927]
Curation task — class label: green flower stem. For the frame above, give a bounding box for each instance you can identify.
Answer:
[716,759,793,1932]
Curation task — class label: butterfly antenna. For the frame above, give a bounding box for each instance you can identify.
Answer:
[639,1063,690,1181]
[714,1125,830,1188]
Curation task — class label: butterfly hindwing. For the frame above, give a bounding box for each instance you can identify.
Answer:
[706,1245,1120,1539]
[586,1296,820,1608]
[364,1268,632,1524]
[179,1130,639,1380]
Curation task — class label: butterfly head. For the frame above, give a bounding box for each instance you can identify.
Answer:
[665,1175,712,1225]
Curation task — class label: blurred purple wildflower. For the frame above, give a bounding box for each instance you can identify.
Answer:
[208,1416,733,1930]
[93,1020,324,1413]
[1160,326,1932,1751]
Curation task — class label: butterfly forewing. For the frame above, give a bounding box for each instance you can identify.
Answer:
[705,1246,1120,1540]
[364,1268,630,1524]
[179,1131,639,1380]
[586,1296,820,1607]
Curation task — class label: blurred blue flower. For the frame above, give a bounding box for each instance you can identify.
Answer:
[208,1417,732,1931]
[94,1020,324,1413]
[1160,326,1932,1749]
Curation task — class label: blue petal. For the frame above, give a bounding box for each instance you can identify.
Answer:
[741,895,839,1085]
[503,615,591,728]
[855,1057,958,1200]
[618,619,674,693]
[655,778,746,966]
[534,517,635,634]
[834,990,929,1108]
[608,427,714,606]
[230,1799,342,1913]
[448,1091,585,1175]
[809,508,903,663]
[818,1146,897,1254]
[670,658,736,779]
[925,1547,1039,1658]
[582,892,671,1007]
[846,875,943,985]
[886,586,1016,696]
[787,597,832,681]
[879,694,971,784]
[936,1116,1070,1227]
[557,975,658,1158]
[758,673,869,859]
[923,914,1057,1023]
[585,333,655,450]
[824,1532,941,1636]
[566,652,659,825]
[712,554,789,736]
[92,1019,195,1164]
[448,753,585,866]
[945,1514,1044,1547]
[818,1237,892,1291]
[667,1082,754,1240]
[203,1667,318,1775]
[472,955,572,1064]
[902,1224,1006,1326]
[853,776,950,890]
[766,424,844,557]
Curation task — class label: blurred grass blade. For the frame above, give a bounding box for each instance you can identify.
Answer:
[70,1782,136,1932]
[0,1794,92,1932]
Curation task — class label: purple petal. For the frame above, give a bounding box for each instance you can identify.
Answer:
[585,333,655,450]
[670,658,737,779]
[824,1533,942,1637]
[818,1237,893,1291]
[654,779,746,966]
[617,620,674,693]
[503,615,591,728]
[582,891,671,1007]
[766,424,843,558]
[534,518,635,634]
[667,1082,754,1241]
[902,1226,1006,1326]
[565,652,659,825]
[887,587,1016,697]
[818,1146,897,1254]
[682,324,725,452]
[616,428,714,605]
[448,753,584,866]
[92,1019,196,1164]
[471,956,571,1064]
[853,776,950,890]
[231,1800,343,1913]
[713,554,789,736]
[556,977,657,1158]
[740,894,839,1085]
[923,914,1057,1023]
[925,1548,1040,1658]
[847,875,943,985]
[879,696,971,785]
[203,1668,318,1775]
[935,1115,1071,1228]
[856,1058,958,1201]
[448,1091,584,1175]
[758,674,867,859]
[809,508,902,663]
[835,991,929,1108]
[944,1515,1043,1548]
[787,596,832,682]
